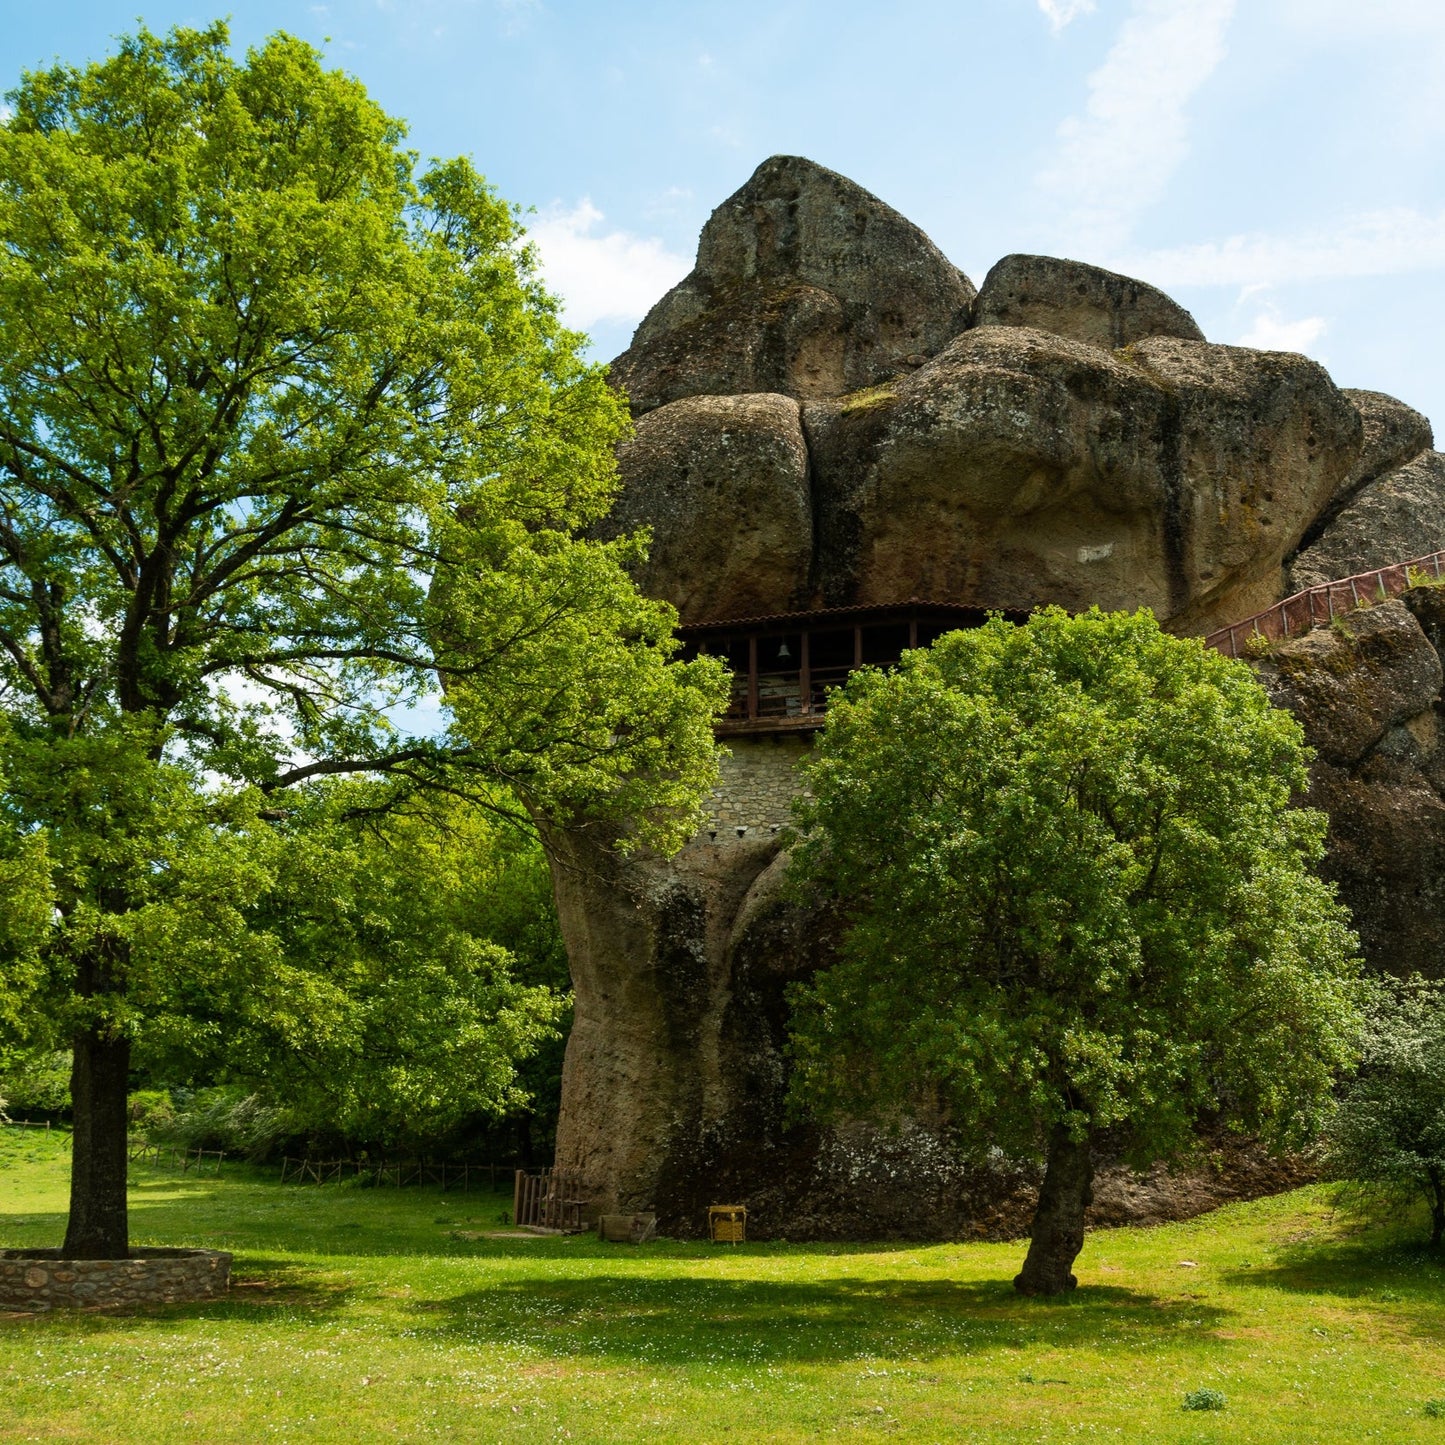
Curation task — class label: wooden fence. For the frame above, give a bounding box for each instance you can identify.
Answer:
[513,1167,589,1231]
[127,1141,226,1176]
[277,1157,507,1192]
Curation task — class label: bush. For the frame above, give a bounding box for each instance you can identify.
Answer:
[1182,1388,1227,1412]
[152,1088,293,1161]
[0,1051,71,1118]
[127,1089,176,1135]
[1327,976,1445,1248]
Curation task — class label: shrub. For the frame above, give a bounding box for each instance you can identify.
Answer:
[0,1051,71,1117]
[1182,1388,1227,1411]
[1327,976,1445,1248]
[126,1090,176,1135]
[154,1088,293,1161]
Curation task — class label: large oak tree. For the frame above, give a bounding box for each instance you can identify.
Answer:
[787,607,1361,1295]
[0,24,725,1257]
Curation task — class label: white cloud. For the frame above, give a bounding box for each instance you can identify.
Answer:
[1235,307,1327,355]
[1037,0,1236,253]
[1036,0,1096,34]
[527,201,691,330]
[1116,207,1445,288]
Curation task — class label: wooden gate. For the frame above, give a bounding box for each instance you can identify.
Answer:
[513,1167,588,1231]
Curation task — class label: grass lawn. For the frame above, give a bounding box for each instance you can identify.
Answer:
[2,1127,1443,1441]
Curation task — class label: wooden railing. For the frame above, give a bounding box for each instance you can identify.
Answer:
[683,602,1015,735]
[1205,551,1445,657]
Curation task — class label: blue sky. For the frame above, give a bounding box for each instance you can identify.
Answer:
[5,0,1445,428]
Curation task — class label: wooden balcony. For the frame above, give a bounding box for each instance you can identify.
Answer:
[678,601,1024,736]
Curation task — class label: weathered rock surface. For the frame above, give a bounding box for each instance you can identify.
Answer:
[972,253,1205,351]
[610,156,975,415]
[1288,450,1445,592]
[1254,595,1445,977]
[1290,390,1435,563]
[802,328,1360,634]
[604,393,812,624]
[1341,389,1434,495]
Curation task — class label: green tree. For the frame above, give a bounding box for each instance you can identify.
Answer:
[1328,976,1445,1248]
[0,23,726,1257]
[787,607,1361,1295]
[166,787,572,1153]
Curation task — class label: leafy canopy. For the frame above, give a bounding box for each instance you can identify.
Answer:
[787,607,1361,1163]
[1328,976,1445,1246]
[0,21,726,1055]
[0,19,724,829]
[0,23,727,1203]
[163,787,570,1151]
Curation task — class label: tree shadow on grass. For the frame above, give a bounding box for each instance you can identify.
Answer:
[415,1274,1231,1367]
[1220,1219,1445,1342]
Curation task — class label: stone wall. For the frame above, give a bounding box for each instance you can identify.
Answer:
[703,734,812,838]
[0,1248,231,1312]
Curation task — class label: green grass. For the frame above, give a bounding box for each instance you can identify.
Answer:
[2,1127,1444,1441]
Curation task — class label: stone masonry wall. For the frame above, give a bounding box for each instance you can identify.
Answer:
[703,734,812,840]
[0,1248,231,1312]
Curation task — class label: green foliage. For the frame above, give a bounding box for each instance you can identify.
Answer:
[125,1088,176,1135]
[787,607,1362,1165]
[0,20,727,1226]
[0,1048,70,1116]
[1327,975,1445,1246]
[1181,1387,1227,1411]
[193,787,571,1150]
[0,18,724,833]
[144,1086,290,1160]
[0,731,282,1058]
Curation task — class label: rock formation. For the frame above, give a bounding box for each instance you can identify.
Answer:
[610,155,975,416]
[1254,594,1445,977]
[603,157,1367,636]
[971,253,1205,350]
[1289,450,1445,592]
[546,154,1445,1239]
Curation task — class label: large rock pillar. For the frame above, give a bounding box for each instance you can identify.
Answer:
[546,736,815,1233]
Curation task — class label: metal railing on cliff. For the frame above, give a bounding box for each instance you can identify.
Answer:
[1204,550,1445,659]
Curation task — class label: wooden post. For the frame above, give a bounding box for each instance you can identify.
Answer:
[799,630,811,715]
[747,636,758,720]
[514,1169,525,1227]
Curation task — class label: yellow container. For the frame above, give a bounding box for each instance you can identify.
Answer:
[708,1204,747,1243]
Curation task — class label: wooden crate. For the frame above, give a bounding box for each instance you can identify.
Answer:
[708,1204,747,1243]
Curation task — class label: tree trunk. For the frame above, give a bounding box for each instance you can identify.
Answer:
[1014,1124,1093,1296]
[62,1026,131,1259]
[1430,1168,1444,1250]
